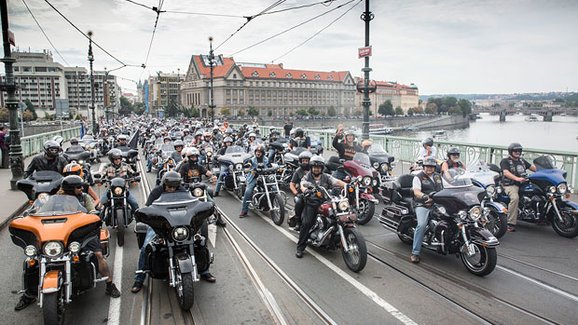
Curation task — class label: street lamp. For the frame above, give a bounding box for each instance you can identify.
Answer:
[208,36,215,122]
[360,0,374,140]
[88,31,97,135]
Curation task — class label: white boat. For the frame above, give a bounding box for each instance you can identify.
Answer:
[525,114,540,122]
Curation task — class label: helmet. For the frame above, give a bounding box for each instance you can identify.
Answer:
[422,137,434,147]
[70,138,79,145]
[161,171,182,188]
[225,128,234,135]
[212,127,219,135]
[298,151,313,161]
[508,142,523,155]
[423,157,437,167]
[173,140,184,148]
[447,147,460,158]
[43,140,61,158]
[195,131,203,137]
[108,148,123,162]
[294,127,304,138]
[248,132,256,139]
[289,128,296,136]
[254,145,265,154]
[163,136,172,143]
[204,131,212,138]
[310,155,325,167]
[117,134,128,141]
[223,137,233,144]
[61,175,85,195]
[183,128,190,134]
[63,162,84,178]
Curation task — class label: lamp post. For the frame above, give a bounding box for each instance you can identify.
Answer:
[360,0,374,140]
[0,0,24,189]
[88,31,97,135]
[208,36,215,122]
[103,67,110,123]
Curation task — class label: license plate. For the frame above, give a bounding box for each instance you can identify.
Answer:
[238,176,246,182]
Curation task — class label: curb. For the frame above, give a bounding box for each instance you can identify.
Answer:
[0,202,30,231]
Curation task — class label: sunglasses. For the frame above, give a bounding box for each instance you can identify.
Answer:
[166,185,177,190]
[75,185,84,189]
[512,150,522,153]
[113,158,122,160]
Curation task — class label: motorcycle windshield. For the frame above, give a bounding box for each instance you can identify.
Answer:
[81,135,95,141]
[533,156,556,170]
[353,153,371,168]
[34,195,88,216]
[442,168,473,188]
[434,186,484,213]
[225,145,245,155]
[367,144,388,155]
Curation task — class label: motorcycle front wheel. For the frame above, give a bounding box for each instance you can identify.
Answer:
[236,184,246,200]
[116,208,125,247]
[270,194,285,226]
[551,207,578,238]
[43,292,65,325]
[341,228,367,272]
[176,271,194,310]
[460,244,497,276]
[484,208,508,239]
[356,199,375,225]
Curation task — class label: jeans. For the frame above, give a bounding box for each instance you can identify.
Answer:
[100,191,139,212]
[214,165,228,194]
[241,179,257,213]
[412,207,432,256]
[267,149,276,163]
[146,157,153,172]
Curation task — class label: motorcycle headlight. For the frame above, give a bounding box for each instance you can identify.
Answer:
[235,163,243,171]
[43,241,64,258]
[557,183,567,194]
[338,200,350,211]
[25,245,37,257]
[114,187,124,196]
[363,176,372,186]
[78,160,84,165]
[496,186,503,194]
[486,185,496,197]
[381,163,389,172]
[469,206,482,221]
[372,179,378,186]
[68,241,81,253]
[458,211,468,220]
[268,175,276,182]
[193,188,204,197]
[206,151,212,157]
[549,186,556,194]
[372,162,379,169]
[436,206,447,215]
[171,227,189,241]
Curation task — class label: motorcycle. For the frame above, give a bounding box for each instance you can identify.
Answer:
[379,169,499,276]
[9,195,110,325]
[301,182,367,272]
[95,172,141,246]
[249,166,286,225]
[17,170,63,202]
[156,156,177,186]
[277,147,306,187]
[367,144,395,190]
[326,153,379,225]
[119,147,139,172]
[134,191,215,310]
[215,145,252,199]
[496,155,578,238]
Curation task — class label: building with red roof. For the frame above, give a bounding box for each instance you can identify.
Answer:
[354,78,419,115]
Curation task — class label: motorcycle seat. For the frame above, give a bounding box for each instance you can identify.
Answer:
[326,156,343,172]
[397,174,415,199]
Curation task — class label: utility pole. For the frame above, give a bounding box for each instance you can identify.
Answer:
[0,0,24,189]
[88,31,97,135]
[361,0,374,140]
[208,36,215,122]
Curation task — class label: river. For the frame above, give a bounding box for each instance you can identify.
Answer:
[410,113,578,153]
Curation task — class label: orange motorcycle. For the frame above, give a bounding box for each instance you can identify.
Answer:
[9,194,110,325]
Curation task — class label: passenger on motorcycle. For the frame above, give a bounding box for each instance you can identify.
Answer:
[239,146,270,217]
[410,157,444,264]
[288,151,312,231]
[332,126,362,180]
[66,138,85,153]
[63,162,99,205]
[131,172,217,293]
[23,140,69,178]
[417,137,437,161]
[214,137,234,196]
[171,140,185,163]
[440,147,465,179]
[97,149,140,212]
[296,155,346,258]
[500,143,536,232]
[288,127,311,151]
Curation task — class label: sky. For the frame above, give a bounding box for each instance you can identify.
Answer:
[2,0,578,95]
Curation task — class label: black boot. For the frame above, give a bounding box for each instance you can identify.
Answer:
[14,295,36,311]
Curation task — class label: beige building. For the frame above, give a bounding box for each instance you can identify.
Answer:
[355,79,419,115]
[180,55,356,118]
[146,72,184,116]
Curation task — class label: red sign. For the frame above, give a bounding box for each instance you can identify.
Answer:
[358,46,372,58]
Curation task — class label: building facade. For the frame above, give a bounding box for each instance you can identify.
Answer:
[180,55,356,118]
[354,79,420,115]
[146,72,184,117]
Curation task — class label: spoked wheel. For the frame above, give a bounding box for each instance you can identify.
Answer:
[341,228,367,272]
[356,199,375,225]
[43,292,65,325]
[175,271,194,310]
[460,244,497,276]
[270,194,285,226]
[551,208,578,238]
[116,208,125,247]
[236,184,246,200]
[483,208,508,239]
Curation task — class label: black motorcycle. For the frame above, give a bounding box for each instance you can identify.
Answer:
[17,170,64,201]
[379,170,499,276]
[249,167,286,225]
[135,191,215,310]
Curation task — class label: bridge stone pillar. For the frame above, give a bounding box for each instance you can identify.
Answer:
[499,110,506,122]
[544,111,553,122]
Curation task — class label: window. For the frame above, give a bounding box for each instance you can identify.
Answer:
[252,71,259,77]
[270,72,276,78]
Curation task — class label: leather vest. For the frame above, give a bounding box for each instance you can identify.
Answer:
[445,159,463,170]
[417,171,443,195]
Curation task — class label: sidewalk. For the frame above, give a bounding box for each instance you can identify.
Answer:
[0,155,35,230]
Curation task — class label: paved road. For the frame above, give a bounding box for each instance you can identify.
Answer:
[0,149,577,324]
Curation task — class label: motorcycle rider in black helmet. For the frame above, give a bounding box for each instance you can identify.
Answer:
[440,147,465,179]
[171,140,185,163]
[410,157,444,264]
[288,151,312,231]
[23,140,68,178]
[288,127,311,151]
[97,148,139,212]
[500,143,536,232]
[417,137,437,161]
[66,137,85,153]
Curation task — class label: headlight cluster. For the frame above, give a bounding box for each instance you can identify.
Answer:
[25,245,37,257]
[338,200,350,212]
[267,175,276,182]
[68,241,81,253]
[381,163,389,172]
[362,176,372,187]
[206,151,212,157]
[549,186,557,194]
[171,227,190,241]
[113,187,124,196]
[372,162,379,169]
[486,185,496,197]
[235,163,243,171]
[557,183,568,194]
[43,241,64,258]
[469,206,482,221]
[193,188,204,197]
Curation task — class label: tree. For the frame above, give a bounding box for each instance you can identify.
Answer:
[425,102,438,115]
[22,109,34,121]
[327,106,337,117]
[307,107,319,116]
[220,107,231,116]
[407,107,415,116]
[395,106,404,116]
[0,107,8,122]
[457,99,472,117]
[247,106,259,117]
[119,96,132,115]
[296,109,308,116]
[191,107,200,118]
[237,109,245,117]
[378,100,394,116]
[267,110,272,117]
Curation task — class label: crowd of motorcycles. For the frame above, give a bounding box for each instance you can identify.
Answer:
[7,118,578,325]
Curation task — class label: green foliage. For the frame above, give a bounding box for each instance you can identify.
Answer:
[378,100,394,116]
[327,106,337,117]
[237,109,245,117]
[425,102,438,114]
[407,107,414,116]
[267,110,272,117]
[296,109,308,116]
[165,99,179,117]
[307,107,319,116]
[191,107,200,118]
[457,99,472,117]
[395,106,404,115]
[24,99,38,119]
[220,107,230,116]
[247,106,259,117]
[0,107,8,122]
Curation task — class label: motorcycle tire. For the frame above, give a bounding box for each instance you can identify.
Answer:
[356,199,375,225]
[460,244,497,276]
[485,208,508,239]
[551,207,578,238]
[116,208,125,247]
[271,194,285,226]
[43,291,65,325]
[236,184,246,200]
[341,228,367,272]
[176,272,194,311]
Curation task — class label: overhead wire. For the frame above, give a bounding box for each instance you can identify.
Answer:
[20,0,70,65]
[123,0,153,10]
[272,0,361,62]
[139,0,166,79]
[231,0,356,56]
[262,0,337,15]
[162,9,245,18]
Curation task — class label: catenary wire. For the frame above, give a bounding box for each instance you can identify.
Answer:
[272,0,361,62]
[162,9,245,18]
[123,0,153,10]
[20,0,70,66]
[139,0,166,79]
[262,0,337,15]
[231,0,355,56]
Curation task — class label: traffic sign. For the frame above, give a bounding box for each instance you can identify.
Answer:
[358,46,372,58]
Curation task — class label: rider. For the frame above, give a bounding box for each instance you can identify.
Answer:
[332,126,362,180]
[63,162,99,206]
[440,147,465,179]
[177,148,217,184]
[23,140,69,178]
[417,137,437,161]
[288,151,312,231]
[245,132,259,154]
[66,138,85,153]
[239,145,270,217]
[500,143,536,232]
[288,127,311,151]
[115,134,129,149]
[297,156,346,258]
[410,157,444,264]
[171,140,185,164]
[214,137,234,196]
[131,172,216,293]
[97,148,139,212]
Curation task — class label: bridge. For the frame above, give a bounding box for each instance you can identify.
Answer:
[472,106,578,121]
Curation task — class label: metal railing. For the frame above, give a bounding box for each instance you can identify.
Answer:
[233,124,578,193]
[20,126,82,157]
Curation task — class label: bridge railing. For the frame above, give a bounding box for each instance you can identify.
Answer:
[233,124,578,193]
[20,126,81,157]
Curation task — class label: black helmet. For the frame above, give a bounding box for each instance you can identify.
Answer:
[173,140,184,148]
[254,145,265,154]
[108,148,123,162]
[447,147,460,158]
[508,142,523,155]
[44,140,61,158]
[70,138,79,145]
[422,137,434,147]
[423,157,437,167]
[161,171,182,188]
[294,127,304,138]
[61,175,85,195]
[298,151,312,170]
[223,137,233,144]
